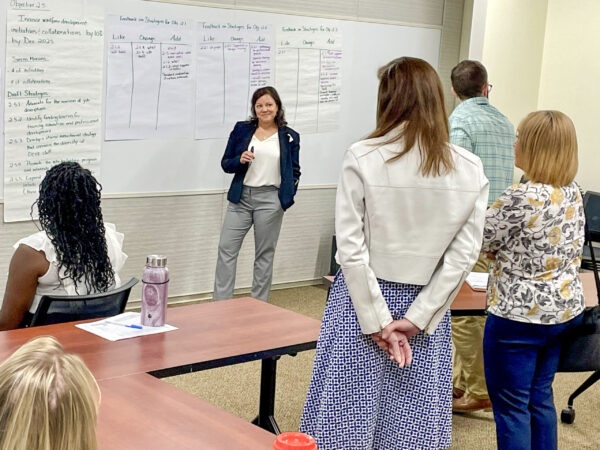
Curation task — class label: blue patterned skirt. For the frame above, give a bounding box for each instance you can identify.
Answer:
[300,271,452,449]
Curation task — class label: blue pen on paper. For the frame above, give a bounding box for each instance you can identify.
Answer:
[106,321,143,330]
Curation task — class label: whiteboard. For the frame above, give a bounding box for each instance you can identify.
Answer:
[0,0,441,198]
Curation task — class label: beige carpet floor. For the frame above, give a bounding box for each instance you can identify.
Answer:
[164,284,600,449]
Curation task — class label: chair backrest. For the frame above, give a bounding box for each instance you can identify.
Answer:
[584,191,600,243]
[329,235,339,276]
[582,192,600,303]
[28,277,139,327]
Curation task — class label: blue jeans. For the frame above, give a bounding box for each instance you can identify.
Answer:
[483,313,583,450]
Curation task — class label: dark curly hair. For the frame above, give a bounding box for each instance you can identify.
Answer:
[33,162,114,293]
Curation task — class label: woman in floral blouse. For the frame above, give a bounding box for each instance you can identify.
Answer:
[481,110,585,450]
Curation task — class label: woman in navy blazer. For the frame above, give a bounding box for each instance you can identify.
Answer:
[214,86,300,302]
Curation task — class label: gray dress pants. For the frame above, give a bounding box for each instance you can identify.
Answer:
[214,186,284,301]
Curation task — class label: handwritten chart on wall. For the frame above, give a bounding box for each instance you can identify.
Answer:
[4,6,104,222]
[105,15,194,140]
[195,22,274,139]
[276,24,342,134]
[1,0,442,203]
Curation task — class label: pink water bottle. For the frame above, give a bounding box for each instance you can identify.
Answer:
[141,255,169,327]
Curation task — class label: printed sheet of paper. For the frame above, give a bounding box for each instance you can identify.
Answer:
[195,22,274,139]
[466,272,489,291]
[276,23,342,134]
[4,2,104,222]
[76,312,178,341]
[105,15,194,140]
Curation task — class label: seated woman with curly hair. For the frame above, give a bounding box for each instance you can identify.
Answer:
[0,161,127,330]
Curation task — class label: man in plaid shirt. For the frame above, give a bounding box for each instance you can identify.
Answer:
[449,60,515,413]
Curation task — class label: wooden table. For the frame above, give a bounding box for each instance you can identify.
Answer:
[0,298,321,448]
[451,281,489,316]
[97,374,276,450]
[324,272,598,315]
[451,271,599,315]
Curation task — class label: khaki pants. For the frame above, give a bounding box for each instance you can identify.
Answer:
[452,254,491,399]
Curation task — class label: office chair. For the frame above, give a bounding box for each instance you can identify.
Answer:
[560,191,600,424]
[322,235,339,298]
[329,235,339,276]
[581,191,600,271]
[26,277,139,327]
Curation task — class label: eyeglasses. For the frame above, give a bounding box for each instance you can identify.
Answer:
[487,83,493,93]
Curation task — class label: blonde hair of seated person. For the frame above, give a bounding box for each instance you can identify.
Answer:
[0,336,100,450]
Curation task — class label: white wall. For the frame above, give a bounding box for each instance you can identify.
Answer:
[466,0,486,60]
[477,0,600,190]
[537,0,600,191]
[481,0,548,132]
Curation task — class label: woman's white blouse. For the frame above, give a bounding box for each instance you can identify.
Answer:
[12,223,128,313]
[243,133,281,187]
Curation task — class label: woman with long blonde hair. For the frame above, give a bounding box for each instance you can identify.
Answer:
[300,57,489,449]
[0,336,100,450]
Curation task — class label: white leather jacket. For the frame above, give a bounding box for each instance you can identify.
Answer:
[335,132,489,334]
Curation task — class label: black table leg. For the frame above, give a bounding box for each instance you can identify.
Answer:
[252,356,281,434]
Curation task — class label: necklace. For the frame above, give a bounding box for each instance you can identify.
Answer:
[255,126,277,141]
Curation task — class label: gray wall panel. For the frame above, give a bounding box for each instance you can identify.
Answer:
[0,188,335,305]
[439,0,466,113]
[236,0,359,19]
[357,0,444,25]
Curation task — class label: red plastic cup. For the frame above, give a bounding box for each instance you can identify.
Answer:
[273,432,317,449]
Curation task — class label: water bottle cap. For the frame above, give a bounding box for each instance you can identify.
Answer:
[273,432,317,450]
[146,255,167,267]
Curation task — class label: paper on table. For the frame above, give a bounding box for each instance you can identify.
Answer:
[76,312,177,341]
[465,272,489,291]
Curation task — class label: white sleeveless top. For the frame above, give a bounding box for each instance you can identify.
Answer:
[12,223,128,313]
